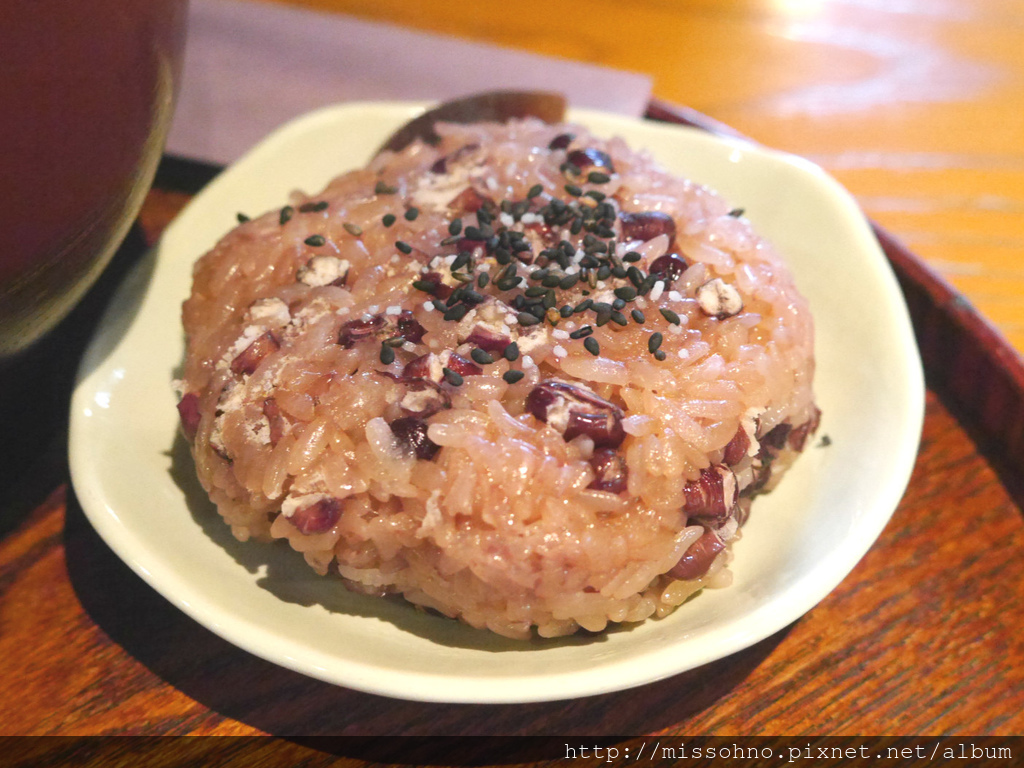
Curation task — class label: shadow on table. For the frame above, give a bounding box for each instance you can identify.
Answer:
[64,486,789,757]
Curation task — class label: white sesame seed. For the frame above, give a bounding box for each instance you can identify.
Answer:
[678,348,689,359]
[422,302,435,312]
[499,212,515,228]
[402,342,416,352]
[368,305,379,314]
[552,329,570,340]
[522,355,535,369]
[649,280,665,302]
[668,323,683,335]
[390,255,400,264]
[385,305,402,316]
[669,290,683,303]
[553,345,568,358]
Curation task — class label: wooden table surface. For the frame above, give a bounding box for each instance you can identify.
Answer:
[3,0,1023,758]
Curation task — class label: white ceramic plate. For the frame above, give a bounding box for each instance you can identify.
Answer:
[69,102,924,703]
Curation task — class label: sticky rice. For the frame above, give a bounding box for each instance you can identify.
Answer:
[177,118,818,639]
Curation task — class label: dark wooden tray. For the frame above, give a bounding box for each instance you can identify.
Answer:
[1,102,1021,759]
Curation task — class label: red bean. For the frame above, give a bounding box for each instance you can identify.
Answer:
[230,331,279,376]
[464,324,511,353]
[389,416,441,460]
[788,407,822,451]
[176,392,201,441]
[338,315,386,348]
[682,465,738,523]
[667,529,725,581]
[567,147,615,172]
[648,253,688,283]
[290,497,341,534]
[526,380,625,448]
[723,425,750,466]
[588,448,628,493]
[262,397,286,445]
[620,211,676,246]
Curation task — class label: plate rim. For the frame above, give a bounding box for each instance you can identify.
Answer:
[68,100,925,703]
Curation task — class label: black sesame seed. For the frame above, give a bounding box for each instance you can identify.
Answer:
[379,344,395,365]
[477,272,489,288]
[384,335,406,347]
[470,348,494,365]
[304,235,325,247]
[496,277,521,291]
[444,304,469,322]
[614,285,637,302]
[494,249,512,266]
[517,312,541,327]
[631,309,645,324]
[623,251,642,263]
[525,286,547,298]
[451,272,472,283]
[559,304,574,318]
[503,369,525,384]
[654,349,667,361]
[728,207,745,217]
[279,206,294,225]
[343,222,363,236]
[374,181,398,195]
[503,342,520,361]
[527,183,543,198]
[569,217,584,235]
[627,266,644,287]
[597,265,612,281]
[442,368,464,386]
[236,212,250,223]
[585,190,607,202]
[404,207,419,221]
[612,298,627,311]
[611,311,628,326]
[569,325,594,339]
[449,218,463,236]
[530,268,549,281]
[542,273,562,288]
[660,308,681,325]
[611,265,628,279]
[299,200,329,212]
[584,336,600,356]
[574,298,594,314]
[382,213,397,227]
[595,310,612,327]
[451,251,471,272]
[476,208,493,226]
[462,290,486,305]
[648,332,664,353]
[587,171,611,184]
[564,183,583,197]
[412,279,438,293]
[395,241,413,254]
[464,225,492,240]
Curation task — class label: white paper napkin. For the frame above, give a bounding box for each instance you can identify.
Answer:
[166,0,653,165]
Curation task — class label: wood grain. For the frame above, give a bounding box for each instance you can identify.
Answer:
[4,0,1024,757]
